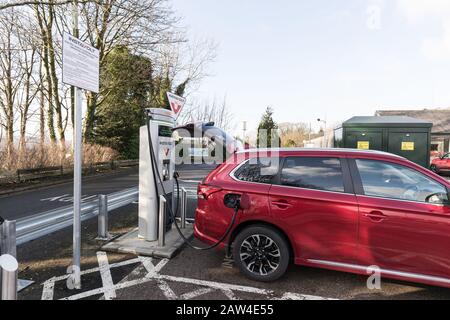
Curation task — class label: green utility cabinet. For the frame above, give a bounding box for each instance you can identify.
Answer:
[334,116,433,167]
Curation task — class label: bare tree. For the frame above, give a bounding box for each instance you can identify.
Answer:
[0,9,21,159]
[0,0,218,170]
[34,1,67,151]
[77,0,183,142]
[182,96,235,132]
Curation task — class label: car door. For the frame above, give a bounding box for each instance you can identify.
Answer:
[351,158,450,279]
[269,156,360,263]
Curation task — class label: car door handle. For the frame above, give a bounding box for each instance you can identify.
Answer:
[364,211,386,222]
[271,200,293,209]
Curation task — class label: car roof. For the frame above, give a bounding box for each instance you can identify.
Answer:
[237,148,405,160]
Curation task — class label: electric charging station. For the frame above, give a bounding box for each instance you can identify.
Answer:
[103,101,194,259]
[138,108,176,241]
[103,93,243,259]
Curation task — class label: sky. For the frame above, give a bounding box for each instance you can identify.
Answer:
[171,0,450,136]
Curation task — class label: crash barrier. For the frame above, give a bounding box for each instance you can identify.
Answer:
[0,220,18,300]
[0,255,18,300]
[0,160,139,185]
[16,187,138,246]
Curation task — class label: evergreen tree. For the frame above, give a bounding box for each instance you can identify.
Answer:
[93,47,191,159]
[257,107,280,148]
[93,47,151,158]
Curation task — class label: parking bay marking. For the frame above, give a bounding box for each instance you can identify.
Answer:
[40,252,335,301]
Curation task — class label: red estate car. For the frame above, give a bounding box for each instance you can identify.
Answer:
[431,153,450,175]
[195,148,450,287]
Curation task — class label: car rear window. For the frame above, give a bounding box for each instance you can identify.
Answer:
[233,157,280,184]
[280,157,345,193]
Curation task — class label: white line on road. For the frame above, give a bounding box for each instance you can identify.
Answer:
[157,279,178,300]
[43,253,335,301]
[154,274,273,296]
[179,287,214,300]
[41,277,55,300]
[97,252,116,300]
[221,288,240,300]
[44,257,141,283]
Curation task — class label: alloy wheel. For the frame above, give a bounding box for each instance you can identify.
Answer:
[239,234,281,276]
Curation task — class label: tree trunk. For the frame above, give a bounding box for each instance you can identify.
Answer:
[83,92,98,143]
[34,5,56,144]
[46,4,66,153]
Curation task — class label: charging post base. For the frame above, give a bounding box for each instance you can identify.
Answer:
[102,225,194,259]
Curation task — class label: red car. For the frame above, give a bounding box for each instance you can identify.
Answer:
[195,148,450,287]
[431,153,450,174]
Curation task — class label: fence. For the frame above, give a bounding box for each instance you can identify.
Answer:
[16,187,138,245]
[0,160,138,185]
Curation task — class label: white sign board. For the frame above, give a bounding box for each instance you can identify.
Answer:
[62,32,100,93]
[167,92,186,120]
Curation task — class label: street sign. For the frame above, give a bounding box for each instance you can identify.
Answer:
[62,32,100,93]
[167,92,186,120]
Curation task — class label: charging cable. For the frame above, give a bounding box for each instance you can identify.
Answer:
[145,113,240,251]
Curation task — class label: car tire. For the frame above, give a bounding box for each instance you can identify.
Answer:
[233,225,290,282]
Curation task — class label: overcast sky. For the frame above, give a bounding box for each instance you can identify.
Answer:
[172,0,450,135]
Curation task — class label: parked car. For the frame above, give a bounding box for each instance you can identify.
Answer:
[195,148,450,288]
[431,153,450,175]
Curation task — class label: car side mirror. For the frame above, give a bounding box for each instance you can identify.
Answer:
[426,193,450,205]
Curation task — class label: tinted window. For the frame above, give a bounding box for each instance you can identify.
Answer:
[280,157,345,192]
[356,159,448,204]
[234,157,280,184]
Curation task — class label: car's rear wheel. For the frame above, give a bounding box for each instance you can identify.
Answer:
[233,226,290,282]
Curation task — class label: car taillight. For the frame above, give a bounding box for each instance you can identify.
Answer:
[198,184,223,200]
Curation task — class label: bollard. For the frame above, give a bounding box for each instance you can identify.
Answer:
[97,195,110,240]
[158,195,166,247]
[181,188,187,229]
[0,254,18,300]
[0,220,17,257]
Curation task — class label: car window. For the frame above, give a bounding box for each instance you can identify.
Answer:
[280,157,345,193]
[233,157,280,184]
[356,159,449,204]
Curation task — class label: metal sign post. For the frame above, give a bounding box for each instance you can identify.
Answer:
[62,1,100,290]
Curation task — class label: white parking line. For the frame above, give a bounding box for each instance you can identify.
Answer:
[154,274,272,296]
[97,252,116,300]
[41,278,55,300]
[42,252,336,301]
[179,287,214,300]
[157,279,178,300]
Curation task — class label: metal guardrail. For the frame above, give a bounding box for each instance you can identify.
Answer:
[16,187,138,246]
